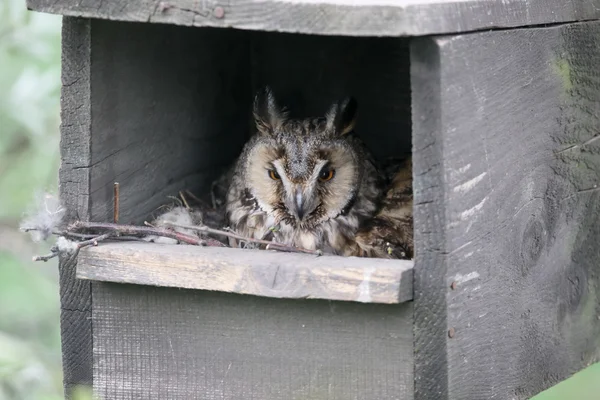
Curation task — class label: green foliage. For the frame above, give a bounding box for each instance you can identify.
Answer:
[0,0,61,219]
[533,362,600,400]
[0,0,65,399]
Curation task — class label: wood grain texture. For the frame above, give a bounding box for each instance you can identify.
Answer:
[251,32,412,161]
[58,19,252,397]
[26,0,600,37]
[92,283,413,399]
[57,18,94,398]
[411,20,600,400]
[410,37,447,400]
[77,242,414,304]
[88,19,251,223]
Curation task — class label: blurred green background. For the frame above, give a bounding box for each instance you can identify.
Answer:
[0,0,597,399]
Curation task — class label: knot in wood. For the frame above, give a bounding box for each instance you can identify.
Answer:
[564,265,588,315]
[520,217,546,277]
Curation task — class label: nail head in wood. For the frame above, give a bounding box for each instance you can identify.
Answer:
[448,327,455,338]
[213,6,225,19]
[158,1,171,12]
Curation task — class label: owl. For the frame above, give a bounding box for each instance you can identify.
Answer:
[224,87,384,256]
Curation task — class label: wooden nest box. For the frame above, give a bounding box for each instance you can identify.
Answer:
[26,0,600,399]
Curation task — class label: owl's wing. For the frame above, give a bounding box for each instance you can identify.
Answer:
[355,156,414,260]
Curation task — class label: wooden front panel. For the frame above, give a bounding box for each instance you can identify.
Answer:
[58,18,94,397]
[411,20,600,400]
[92,283,413,400]
[60,17,414,399]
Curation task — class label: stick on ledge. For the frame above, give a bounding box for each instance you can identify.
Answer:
[76,242,414,304]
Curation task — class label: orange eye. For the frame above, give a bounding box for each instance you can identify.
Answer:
[268,169,281,180]
[319,168,335,181]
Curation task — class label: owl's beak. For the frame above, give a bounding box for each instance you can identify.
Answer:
[294,191,307,220]
[287,187,316,222]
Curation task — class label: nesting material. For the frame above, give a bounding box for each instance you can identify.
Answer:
[19,192,65,242]
[144,207,205,245]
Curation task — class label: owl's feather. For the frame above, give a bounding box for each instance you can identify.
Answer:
[354,156,414,259]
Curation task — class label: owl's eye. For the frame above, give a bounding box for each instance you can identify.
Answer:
[319,167,335,182]
[268,169,281,180]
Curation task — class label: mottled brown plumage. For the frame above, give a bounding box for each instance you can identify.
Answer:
[355,156,414,259]
[224,87,413,259]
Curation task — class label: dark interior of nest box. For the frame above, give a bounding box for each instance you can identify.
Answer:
[86,19,412,224]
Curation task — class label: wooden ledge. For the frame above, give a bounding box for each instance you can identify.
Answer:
[76,242,413,304]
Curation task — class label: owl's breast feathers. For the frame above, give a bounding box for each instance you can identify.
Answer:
[225,159,382,255]
[225,155,413,259]
[225,182,275,247]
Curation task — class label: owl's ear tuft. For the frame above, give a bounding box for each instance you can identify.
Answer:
[326,97,358,136]
[253,87,287,136]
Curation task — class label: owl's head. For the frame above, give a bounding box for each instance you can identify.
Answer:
[241,87,367,228]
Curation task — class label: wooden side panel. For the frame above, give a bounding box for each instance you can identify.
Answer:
[89,20,252,223]
[92,283,414,400]
[26,0,600,37]
[411,21,600,400]
[57,17,93,398]
[410,37,447,400]
[251,32,412,161]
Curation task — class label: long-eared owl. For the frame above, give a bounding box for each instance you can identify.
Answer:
[224,87,413,259]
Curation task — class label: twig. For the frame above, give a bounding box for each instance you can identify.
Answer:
[33,233,113,262]
[179,190,191,210]
[113,182,120,223]
[264,243,322,255]
[161,221,322,255]
[53,231,97,240]
[166,195,183,208]
[204,238,228,247]
[69,221,206,246]
[20,227,95,241]
[75,233,113,248]
[33,252,59,262]
[110,235,150,242]
[184,190,202,205]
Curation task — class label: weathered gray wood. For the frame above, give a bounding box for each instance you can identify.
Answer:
[251,32,411,161]
[77,241,414,304]
[410,36,447,400]
[411,20,600,400]
[92,283,414,399]
[88,19,251,223]
[27,0,600,37]
[57,19,252,397]
[57,17,93,399]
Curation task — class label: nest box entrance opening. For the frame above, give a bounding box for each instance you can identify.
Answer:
[75,19,414,304]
